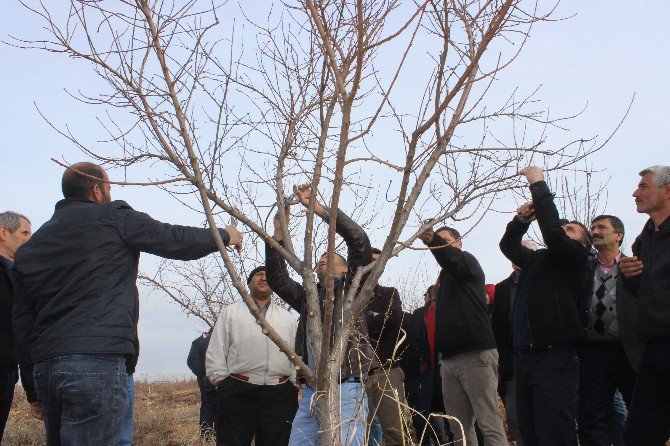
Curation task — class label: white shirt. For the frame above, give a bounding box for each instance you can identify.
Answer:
[206,300,298,385]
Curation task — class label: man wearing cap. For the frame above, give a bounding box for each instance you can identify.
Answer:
[499,166,592,446]
[206,266,298,446]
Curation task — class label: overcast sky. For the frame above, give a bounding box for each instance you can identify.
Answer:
[1,1,668,379]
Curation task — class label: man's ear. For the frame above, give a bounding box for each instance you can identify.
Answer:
[0,226,7,242]
[90,185,102,204]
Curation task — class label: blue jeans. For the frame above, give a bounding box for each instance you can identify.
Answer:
[119,374,134,446]
[34,354,128,446]
[609,390,627,446]
[368,416,382,445]
[289,381,367,445]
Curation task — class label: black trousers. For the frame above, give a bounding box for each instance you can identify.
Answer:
[198,377,217,433]
[577,341,636,446]
[216,376,298,446]
[515,345,579,446]
[0,366,18,443]
[625,340,670,446]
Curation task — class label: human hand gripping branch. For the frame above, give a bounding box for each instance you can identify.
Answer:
[293,184,327,217]
[224,226,243,253]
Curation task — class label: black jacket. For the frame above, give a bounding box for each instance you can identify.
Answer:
[13,198,230,401]
[367,285,404,366]
[265,209,378,378]
[425,235,496,358]
[499,181,589,348]
[1,259,18,385]
[187,334,211,380]
[623,216,670,342]
[490,273,516,382]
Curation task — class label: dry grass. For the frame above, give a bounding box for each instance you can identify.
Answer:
[3,379,214,446]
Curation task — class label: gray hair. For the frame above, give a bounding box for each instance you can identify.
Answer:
[0,211,31,232]
[640,165,670,187]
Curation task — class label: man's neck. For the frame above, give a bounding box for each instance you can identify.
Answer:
[649,207,670,231]
[0,248,12,263]
[253,295,270,308]
[596,246,621,266]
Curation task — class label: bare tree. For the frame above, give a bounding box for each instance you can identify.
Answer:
[12,0,614,442]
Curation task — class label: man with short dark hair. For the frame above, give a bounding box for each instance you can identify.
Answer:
[265,184,378,446]
[0,211,32,442]
[499,166,591,445]
[12,162,242,445]
[188,331,217,439]
[577,214,642,445]
[206,266,298,446]
[419,224,507,446]
[620,165,670,445]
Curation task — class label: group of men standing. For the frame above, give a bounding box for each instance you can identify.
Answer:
[1,161,669,446]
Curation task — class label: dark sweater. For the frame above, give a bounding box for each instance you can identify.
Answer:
[623,216,670,342]
[490,273,516,381]
[367,285,404,366]
[425,234,497,358]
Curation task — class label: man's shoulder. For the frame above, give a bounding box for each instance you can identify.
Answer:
[107,200,134,211]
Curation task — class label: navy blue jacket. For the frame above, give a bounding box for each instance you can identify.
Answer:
[13,198,230,401]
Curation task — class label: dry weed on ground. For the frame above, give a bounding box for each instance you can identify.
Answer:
[3,379,214,446]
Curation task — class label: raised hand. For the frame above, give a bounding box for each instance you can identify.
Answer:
[418,228,435,244]
[293,184,312,208]
[519,166,545,185]
[516,202,537,224]
[224,226,243,253]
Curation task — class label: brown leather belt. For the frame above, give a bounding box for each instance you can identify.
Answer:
[230,373,289,383]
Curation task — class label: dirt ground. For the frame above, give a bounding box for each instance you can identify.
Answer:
[3,379,213,446]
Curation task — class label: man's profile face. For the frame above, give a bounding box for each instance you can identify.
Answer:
[317,254,347,279]
[562,223,588,248]
[633,172,669,215]
[590,219,622,250]
[437,229,462,249]
[424,289,436,306]
[0,217,32,260]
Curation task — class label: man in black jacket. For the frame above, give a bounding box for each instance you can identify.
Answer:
[577,214,643,446]
[491,240,536,446]
[12,162,242,445]
[0,211,32,442]
[419,225,507,446]
[188,331,216,438]
[620,165,670,446]
[499,166,591,446]
[265,184,377,446]
[366,248,417,445]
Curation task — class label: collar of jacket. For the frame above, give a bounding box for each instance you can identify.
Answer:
[55,197,98,210]
[645,215,670,234]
